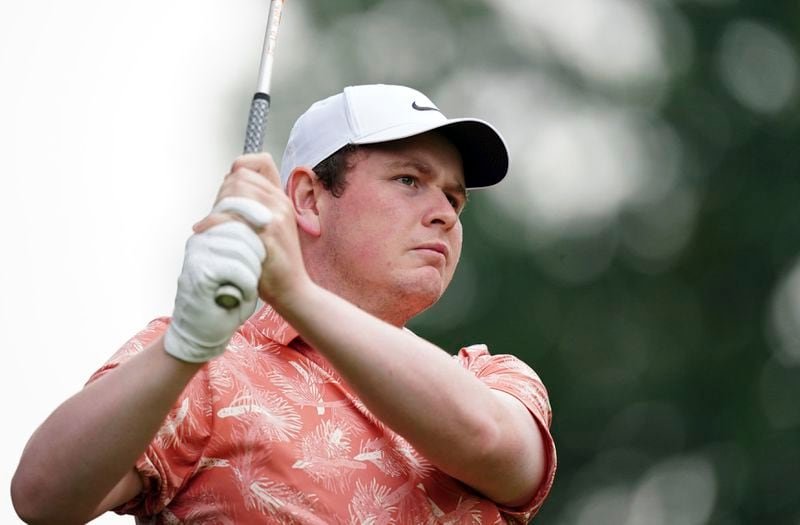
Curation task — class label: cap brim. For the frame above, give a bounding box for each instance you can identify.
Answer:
[353,118,509,189]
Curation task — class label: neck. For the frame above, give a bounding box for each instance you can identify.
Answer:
[303,261,426,329]
[312,274,417,328]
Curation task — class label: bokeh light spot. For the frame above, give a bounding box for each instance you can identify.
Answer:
[717,20,799,115]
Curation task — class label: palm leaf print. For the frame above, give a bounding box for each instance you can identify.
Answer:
[217,390,301,442]
[347,479,397,525]
[292,420,367,493]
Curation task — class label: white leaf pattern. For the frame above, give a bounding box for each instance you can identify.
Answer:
[270,361,336,415]
[217,391,302,442]
[246,478,323,523]
[154,397,192,449]
[193,456,230,475]
[89,307,554,523]
[170,488,237,525]
[348,479,397,525]
[389,433,435,480]
[292,419,367,493]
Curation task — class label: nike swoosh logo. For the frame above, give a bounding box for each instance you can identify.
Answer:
[412,101,440,112]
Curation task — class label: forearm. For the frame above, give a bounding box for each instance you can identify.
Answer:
[11,336,201,522]
[276,282,541,501]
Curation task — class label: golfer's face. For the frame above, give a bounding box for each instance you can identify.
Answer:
[322,132,465,310]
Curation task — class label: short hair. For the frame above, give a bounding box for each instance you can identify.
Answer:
[311,144,361,198]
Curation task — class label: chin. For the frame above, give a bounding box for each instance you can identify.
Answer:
[395,276,447,312]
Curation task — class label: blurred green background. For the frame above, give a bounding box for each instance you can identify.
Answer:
[283,0,800,523]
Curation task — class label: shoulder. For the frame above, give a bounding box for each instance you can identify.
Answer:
[454,344,542,380]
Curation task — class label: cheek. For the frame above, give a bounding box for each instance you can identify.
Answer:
[450,224,463,264]
[331,193,405,260]
[352,238,386,264]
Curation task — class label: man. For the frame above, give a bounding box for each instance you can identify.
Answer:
[12,84,556,523]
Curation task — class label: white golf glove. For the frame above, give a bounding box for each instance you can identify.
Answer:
[164,197,272,363]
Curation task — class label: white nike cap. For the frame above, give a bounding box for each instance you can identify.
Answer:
[279,84,509,189]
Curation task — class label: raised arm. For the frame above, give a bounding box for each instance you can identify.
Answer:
[11,158,272,522]
[277,283,548,507]
[11,337,200,522]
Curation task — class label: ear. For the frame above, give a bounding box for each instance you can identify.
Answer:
[287,167,322,237]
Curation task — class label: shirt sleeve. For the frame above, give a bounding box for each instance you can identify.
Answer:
[454,344,557,522]
[85,317,213,516]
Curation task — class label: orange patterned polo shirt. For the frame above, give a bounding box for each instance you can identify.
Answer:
[88,304,556,524]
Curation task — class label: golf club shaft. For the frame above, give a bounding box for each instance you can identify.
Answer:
[216,0,285,310]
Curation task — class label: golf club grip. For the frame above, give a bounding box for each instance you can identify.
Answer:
[213,94,272,310]
[244,94,271,155]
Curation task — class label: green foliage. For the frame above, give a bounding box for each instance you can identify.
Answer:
[302,1,800,522]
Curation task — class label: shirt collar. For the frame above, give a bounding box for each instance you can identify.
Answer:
[246,303,300,346]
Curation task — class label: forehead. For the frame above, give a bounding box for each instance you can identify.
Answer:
[353,132,465,185]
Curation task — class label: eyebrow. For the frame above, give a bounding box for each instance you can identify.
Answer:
[385,159,468,200]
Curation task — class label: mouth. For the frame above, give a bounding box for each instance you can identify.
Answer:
[413,242,449,260]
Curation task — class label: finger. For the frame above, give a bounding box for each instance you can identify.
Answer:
[193,212,240,234]
[197,186,291,234]
[202,221,266,269]
[230,153,281,187]
[212,197,272,228]
[218,167,274,201]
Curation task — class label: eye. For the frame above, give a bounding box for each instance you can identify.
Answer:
[447,195,459,209]
[396,175,417,186]
[448,191,469,212]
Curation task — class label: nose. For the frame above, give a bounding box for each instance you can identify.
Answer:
[422,189,459,230]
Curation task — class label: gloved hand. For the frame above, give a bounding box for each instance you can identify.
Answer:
[164,197,272,363]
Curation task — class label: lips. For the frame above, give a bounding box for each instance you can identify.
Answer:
[413,242,449,260]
